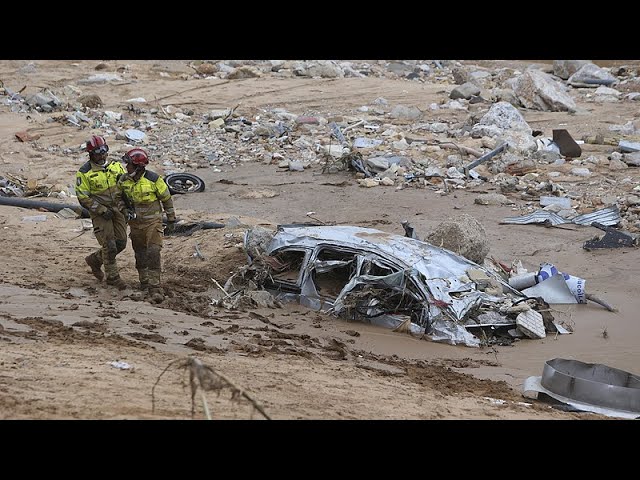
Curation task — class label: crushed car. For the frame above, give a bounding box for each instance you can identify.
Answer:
[238,224,556,347]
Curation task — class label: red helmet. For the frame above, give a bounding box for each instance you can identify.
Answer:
[86,135,108,153]
[123,148,150,166]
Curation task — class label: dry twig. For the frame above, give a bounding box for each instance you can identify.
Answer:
[194,243,206,260]
[152,357,271,420]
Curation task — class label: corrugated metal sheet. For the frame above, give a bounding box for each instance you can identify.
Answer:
[572,206,620,226]
[502,205,620,227]
[501,210,567,226]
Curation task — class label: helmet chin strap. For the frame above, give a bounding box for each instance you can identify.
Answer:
[91,157,107,168]
[131,165,144,179]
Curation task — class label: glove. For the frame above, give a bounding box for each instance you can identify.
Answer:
[101,209,114,220]
[164,220,176,234]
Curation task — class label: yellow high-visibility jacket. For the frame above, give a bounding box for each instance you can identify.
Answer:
[118,170,176,225]
[75,160,126,216]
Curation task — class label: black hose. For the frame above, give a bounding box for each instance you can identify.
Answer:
[0,197,227,234]
[164,221,225,236]
[0,196,90,218]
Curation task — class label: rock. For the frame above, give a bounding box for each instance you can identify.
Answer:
[467,268,491,288]
[533,150,562,163]
[474,193,510,205]
[296,61,344,78]
[624,152,640,166]
[103,111,122,122]
[499,131,538,154]
[392,139,409,150]
[609,158,629,170]
[78,73,123,84]
[568,63,618,87]
[380,177,395,186]
[209,118,225,129]
[450,82,481,100]
[625,195,640,206]
[78,94,102,108]
[195,63,217,75]
[514,69,576,112]
[227,66,262,79]
[427,214,490,264]
[244,226,276,258]
[553,60,591,80]
[443,100,467,110]
[471,101,532,135]
[358,178,380,188]
[490,88,520,107]
[452,67,471,85]
[570,167,591,177]
[594,86,621,101]
[386,62,415,76]
[288,161,304,171]
[389,104,422,121]
[428,122,449,133]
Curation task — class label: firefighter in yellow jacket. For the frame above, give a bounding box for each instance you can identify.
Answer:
[75,135,128,290]
[118,148,176,303]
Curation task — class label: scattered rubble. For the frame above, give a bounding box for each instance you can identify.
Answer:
[2,59,639,237]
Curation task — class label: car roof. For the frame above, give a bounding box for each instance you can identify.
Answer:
[269,225,481,280]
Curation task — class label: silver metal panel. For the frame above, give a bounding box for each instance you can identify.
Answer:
[571,205,620,226]
[523,358,640,419]
[521,273,578,304]
[501,210,567,226]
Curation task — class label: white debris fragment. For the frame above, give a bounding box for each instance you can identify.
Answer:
[109,361,131,370]
[483,397,507,405]
[516,310,546,339]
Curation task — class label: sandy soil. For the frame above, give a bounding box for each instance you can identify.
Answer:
[0,60,638,420]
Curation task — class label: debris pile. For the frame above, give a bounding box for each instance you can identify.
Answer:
[3,60,640,232]
[231,224,594,348]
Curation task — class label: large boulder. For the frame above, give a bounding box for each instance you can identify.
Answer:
[514,70,577,112]
[471,102,536,154]
[426,214,490,265]
[553,60,591,80]
[471,101,532,135]
[567,63,618,87]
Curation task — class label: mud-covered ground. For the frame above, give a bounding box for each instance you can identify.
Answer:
[1,60,638,420]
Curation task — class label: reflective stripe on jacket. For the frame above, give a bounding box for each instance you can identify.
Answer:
[75,161,126,215]
[118,170,176,225]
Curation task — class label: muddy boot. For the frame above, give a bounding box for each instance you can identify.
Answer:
[106,276,128,291]
[138,268,149,291]
[148,287,164,304]
[147,268,163,303]
[85,253,104,281]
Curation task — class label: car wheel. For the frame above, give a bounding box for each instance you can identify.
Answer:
[164,173,205,195]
